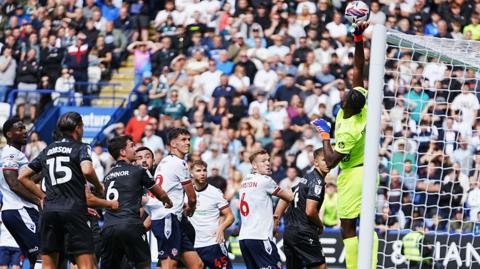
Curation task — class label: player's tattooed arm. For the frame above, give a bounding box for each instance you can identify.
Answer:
[216,207,234,243]
[150,184,173,208]
[17,167,45,206]
[306,199,324,233]
[321,140,346,169]
[80,160,104,196]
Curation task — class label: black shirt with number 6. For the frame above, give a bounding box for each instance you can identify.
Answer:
[28,138,93,213]
[284,169,326,235]
[102,160,155,228]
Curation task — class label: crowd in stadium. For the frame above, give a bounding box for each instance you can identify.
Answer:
[2,0,480,237]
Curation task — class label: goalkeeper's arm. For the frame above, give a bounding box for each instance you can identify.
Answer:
[352,22,369,89]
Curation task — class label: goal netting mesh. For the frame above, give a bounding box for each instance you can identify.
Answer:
[377,30,480,268]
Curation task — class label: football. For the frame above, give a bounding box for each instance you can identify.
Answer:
[345,1,370,24]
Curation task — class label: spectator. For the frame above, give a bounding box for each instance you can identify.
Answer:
[39,34,64,87]
[450,136,474,175]
[451,83,480,135]
[235,51,258,82]
[202,144,229,178]
[53,68,76,105]
[467,181,480,221]
[127,41,158,86]
[216,50,234,75]
[279,166,301,190]
[125,104,152,143]
[0,47,16,102]
[15,48,39,121]
[274,74,301,102]
[151,36,177,74]
[267,35,290,58]
[162,90,186,120]
[142,124,165,154]
[253,61,278,94]
[464,13,480,40]
[25,131,47,160]
[325,12,347,41]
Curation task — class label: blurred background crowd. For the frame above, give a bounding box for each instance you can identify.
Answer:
[2,0,480,234]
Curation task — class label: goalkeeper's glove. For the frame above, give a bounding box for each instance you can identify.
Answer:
[311,119,331,140]
[353,21,369,43]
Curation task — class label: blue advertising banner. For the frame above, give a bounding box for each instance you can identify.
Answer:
[59,107,116,143]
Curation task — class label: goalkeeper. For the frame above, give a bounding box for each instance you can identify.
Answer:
[312,21,378,269]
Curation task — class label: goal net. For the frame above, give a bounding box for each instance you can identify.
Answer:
[376,30,480,268]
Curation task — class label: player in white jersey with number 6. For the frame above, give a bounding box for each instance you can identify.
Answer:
[238,150,293,269]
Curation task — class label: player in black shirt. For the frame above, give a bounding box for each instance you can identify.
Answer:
[19,112,104,269]
[274,148,329,269]
[100,136,172,269]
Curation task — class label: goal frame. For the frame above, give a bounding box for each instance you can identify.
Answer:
[358,24,386,269]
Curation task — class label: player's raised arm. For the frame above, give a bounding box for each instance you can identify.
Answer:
[352,22,369,88]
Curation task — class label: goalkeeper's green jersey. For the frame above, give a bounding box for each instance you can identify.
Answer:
[334,91,367,170]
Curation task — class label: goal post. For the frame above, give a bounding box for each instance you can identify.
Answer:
[360,27,480,268]
[358,24,387,269]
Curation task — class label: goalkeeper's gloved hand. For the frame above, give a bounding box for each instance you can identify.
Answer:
[311,119,331,140]
[353,21,369,42]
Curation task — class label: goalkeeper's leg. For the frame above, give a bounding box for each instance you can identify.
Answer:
[341,219,359,269]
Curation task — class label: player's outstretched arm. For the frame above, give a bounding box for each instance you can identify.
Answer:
[216,207,234,243]
[17,167,45,205]
[306,199,323,233]
[80,160,104,195]
[352,22,369,89]
[150,184,173,208]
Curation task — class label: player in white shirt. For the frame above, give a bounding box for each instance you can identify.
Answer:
[145,128,203,269]
[239,150,293,269]
[0,118,41,269]
[189,160,234,269]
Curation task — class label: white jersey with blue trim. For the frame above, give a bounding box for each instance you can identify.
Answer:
[0,145,37,211]
[189,184,229,248]
[145,154,191,220]
[238,173,280,241]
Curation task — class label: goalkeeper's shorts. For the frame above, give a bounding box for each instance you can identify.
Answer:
[337,166,364,219]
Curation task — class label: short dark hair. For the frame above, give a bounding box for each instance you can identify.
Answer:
[313,148,324,160]
[135,146,154,157]
[57,112,83,137]
[108,135,133,160]
[190,160,207,170]
[2,117,21,138]
[249,149,268,163]
[345,89,366,114]
[167,128,190,146]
